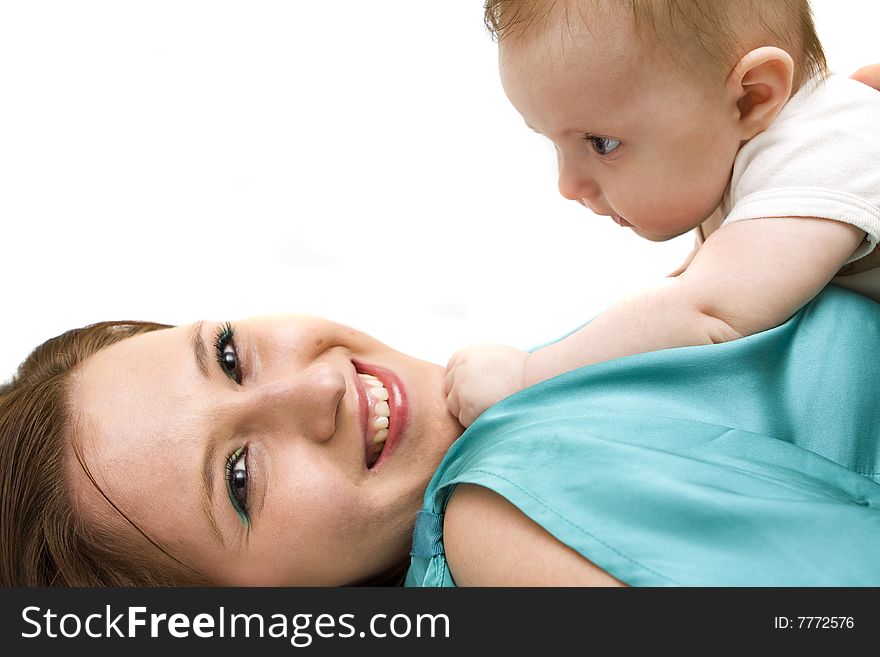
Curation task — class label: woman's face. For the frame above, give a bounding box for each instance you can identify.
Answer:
[68,314,462,585]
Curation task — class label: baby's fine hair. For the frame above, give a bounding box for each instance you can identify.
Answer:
[484,0,827,88]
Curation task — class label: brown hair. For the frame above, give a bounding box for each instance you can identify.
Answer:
[0,320,209,585]
[484,0,827,87]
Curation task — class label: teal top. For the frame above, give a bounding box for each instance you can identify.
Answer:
[405,286,880,586]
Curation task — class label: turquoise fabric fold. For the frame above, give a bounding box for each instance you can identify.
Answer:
[405,286,880,586]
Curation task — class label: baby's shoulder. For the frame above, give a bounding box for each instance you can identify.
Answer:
[783,74,880,124]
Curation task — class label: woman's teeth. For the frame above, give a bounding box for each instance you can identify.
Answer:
[359,373,391,465]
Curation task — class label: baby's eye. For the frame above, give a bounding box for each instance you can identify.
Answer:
[586,135,621,156]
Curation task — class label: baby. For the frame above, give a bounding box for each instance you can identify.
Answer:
[446,0,880,426]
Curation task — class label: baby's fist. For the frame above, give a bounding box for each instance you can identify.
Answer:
[445,344,529,427]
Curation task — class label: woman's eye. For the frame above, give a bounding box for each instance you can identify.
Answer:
[219,344,238,378]
[587,135,621,156]
[225,447,249,523]
[214,322,242,384]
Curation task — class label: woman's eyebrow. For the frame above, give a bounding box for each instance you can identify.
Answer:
[201,437,226,546]
[191,320,210,379]
[189,320,226,545]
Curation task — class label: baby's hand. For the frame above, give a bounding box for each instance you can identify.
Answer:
[445,344,529,427]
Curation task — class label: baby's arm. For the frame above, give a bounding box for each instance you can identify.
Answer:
[447,216,864,426]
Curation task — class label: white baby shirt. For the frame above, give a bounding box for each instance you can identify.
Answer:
[720,73,880,300]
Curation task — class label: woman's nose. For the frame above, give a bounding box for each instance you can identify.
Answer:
[557,153,600,204]
[239,361,347,443]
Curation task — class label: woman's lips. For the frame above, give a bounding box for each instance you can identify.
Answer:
[352,359,409,471]
[356,372,389,464]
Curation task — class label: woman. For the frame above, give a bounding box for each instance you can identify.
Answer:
[3,283,880,587]
[1,315,460,586]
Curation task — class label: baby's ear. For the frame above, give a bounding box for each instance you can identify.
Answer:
[726,46,794,140]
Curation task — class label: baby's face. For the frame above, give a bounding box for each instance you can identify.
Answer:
[499,13,743,240]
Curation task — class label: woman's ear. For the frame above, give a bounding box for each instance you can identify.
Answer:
[726,46,794,140]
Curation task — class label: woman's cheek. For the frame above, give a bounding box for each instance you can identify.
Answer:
[291,465,364,537]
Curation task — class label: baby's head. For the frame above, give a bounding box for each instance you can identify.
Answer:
[486,0,827,240]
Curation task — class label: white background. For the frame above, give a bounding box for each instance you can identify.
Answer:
[1,0,878,380]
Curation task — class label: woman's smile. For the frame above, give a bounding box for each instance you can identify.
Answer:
[354,360,409,472]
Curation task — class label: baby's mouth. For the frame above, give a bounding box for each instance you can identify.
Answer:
[358,372,390,468]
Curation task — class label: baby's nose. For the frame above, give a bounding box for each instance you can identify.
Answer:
[557,161,600,202]
[581,198,614,217]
